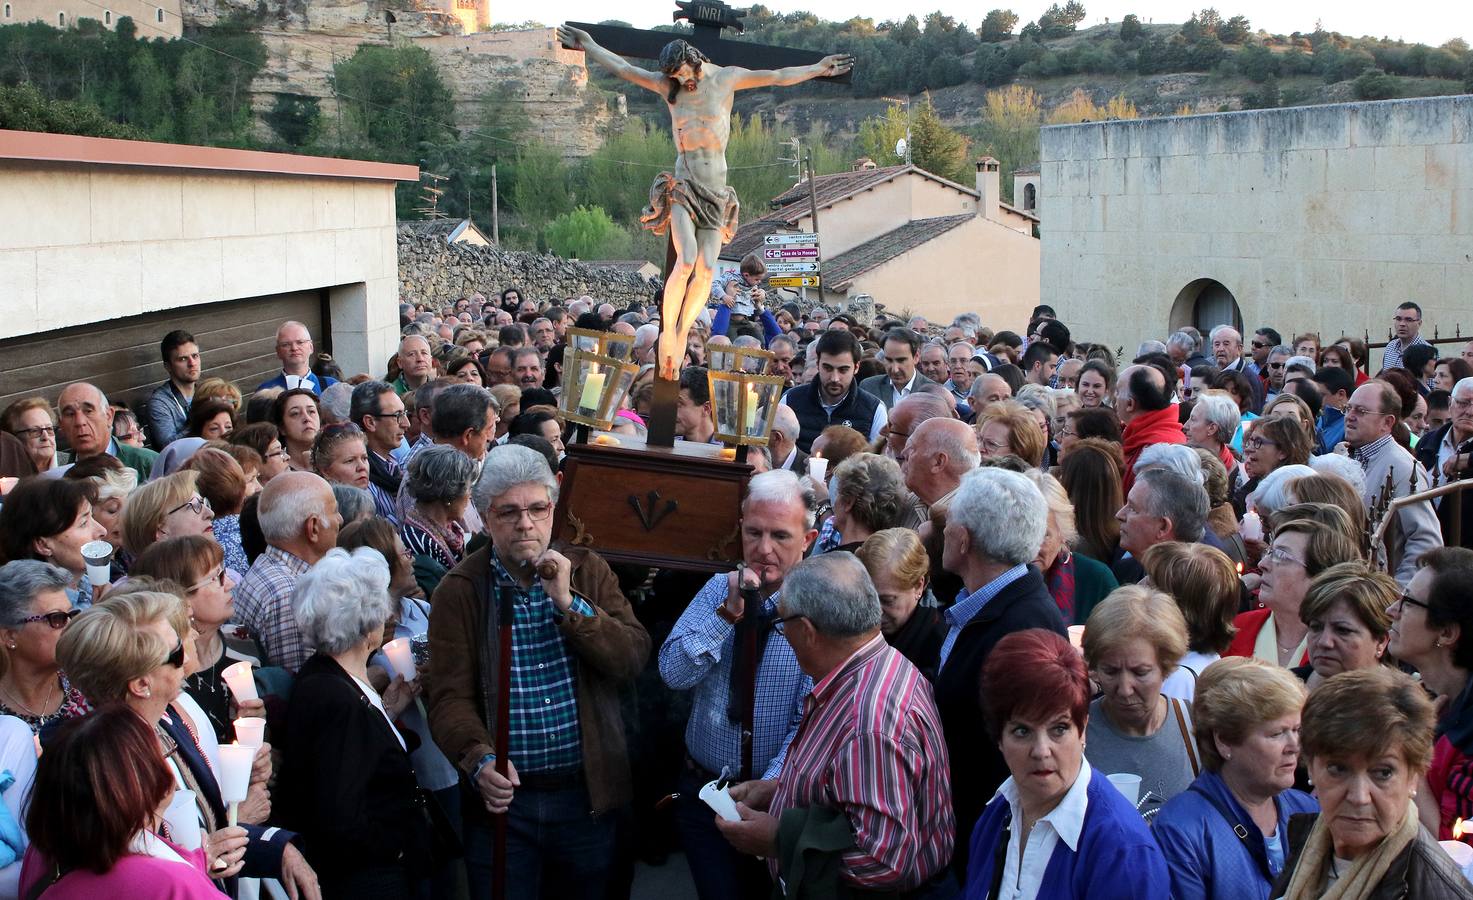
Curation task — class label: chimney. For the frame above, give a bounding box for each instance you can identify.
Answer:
[975,157,1000,221]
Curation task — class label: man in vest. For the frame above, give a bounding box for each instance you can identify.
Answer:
[780,330,886,454]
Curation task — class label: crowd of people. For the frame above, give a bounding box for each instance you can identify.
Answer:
[1,269,1473,900]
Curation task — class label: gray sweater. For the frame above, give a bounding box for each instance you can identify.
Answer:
[1084,696,1197,816]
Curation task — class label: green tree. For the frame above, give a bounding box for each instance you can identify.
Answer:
[0,81,142,139]
[1038,2,1085,39]
[543,206,631,259]
[1119,14,1144,43]
[974,84,1042,199]
[1218,15,1251,44]
[332,44,454,162]
[855,103,910,166]
[507,141,572,229]
[127,48,174,139]
[263,94,321,147]
[1353,68,1399,100]
[978,9,1019,42]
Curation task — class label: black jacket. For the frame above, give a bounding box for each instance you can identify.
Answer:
[276,653,431,883]
[1415,422,1473,547]
[930,566,1066,879]
[1272,813,1473,899]
[783,376,882,454]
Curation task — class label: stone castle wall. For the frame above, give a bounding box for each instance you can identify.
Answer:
[1040,95,1473,359]
[397,229,660,307]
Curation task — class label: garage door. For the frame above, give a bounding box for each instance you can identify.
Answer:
[0,290,330,412]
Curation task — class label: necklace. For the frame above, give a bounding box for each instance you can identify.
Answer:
[0,675,59,720]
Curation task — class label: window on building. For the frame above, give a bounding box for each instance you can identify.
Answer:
[103,9,111,23]
[57,10,65,24]
[155,6,163,21]
[3,4,11,18]
[1023,183,1037,211]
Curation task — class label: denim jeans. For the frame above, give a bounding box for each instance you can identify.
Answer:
[464,784,615,900]
[672,769,773,900]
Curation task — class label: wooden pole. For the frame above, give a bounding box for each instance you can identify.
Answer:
[805,148,819,236]
[492,578,516,900]
[491,164,500,245]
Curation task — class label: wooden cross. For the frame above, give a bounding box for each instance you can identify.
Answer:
[562,0,848,446]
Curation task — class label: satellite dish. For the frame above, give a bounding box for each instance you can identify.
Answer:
[895,138,908,160]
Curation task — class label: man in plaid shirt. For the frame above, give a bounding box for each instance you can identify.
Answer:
[232,471,342,671]
[427,445,650,900]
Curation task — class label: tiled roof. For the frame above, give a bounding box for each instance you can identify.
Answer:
[399,218,460,239]
[768,164,910,212]
[823,215,975,290]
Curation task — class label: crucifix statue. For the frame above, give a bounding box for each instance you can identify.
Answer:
[558,3,850,443]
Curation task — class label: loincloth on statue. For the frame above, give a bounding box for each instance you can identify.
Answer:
[640,171,740,245]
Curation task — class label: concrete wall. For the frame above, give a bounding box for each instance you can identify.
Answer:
[5,0,182,35]
[787,177,977,259]
[825,216,1041,327]
[1040,95,1473,358]
[0,132,413,378]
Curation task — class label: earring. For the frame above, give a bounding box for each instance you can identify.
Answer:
[141,687,151,698]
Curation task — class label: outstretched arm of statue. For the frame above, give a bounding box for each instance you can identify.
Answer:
[726,53,854,90]
[557,24,668,95]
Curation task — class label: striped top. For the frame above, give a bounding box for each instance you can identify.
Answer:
[768,635,954,890]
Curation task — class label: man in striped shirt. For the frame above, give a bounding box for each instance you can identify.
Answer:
[716,552,954,894]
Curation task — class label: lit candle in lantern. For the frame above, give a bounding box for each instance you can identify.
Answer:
[579,367,607,414]
[743,385,759,433]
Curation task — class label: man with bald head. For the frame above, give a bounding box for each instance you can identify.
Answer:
[257,320,338,395]
[56,383,158,481]
[1115,363,1183,495]
[392,334,435,393]
[969,373,1012,409]
[901,418,980,508]
[768,403,807,472]
[884,393,950,462]
[234,471,343,670]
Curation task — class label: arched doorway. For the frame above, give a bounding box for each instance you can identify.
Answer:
[1023,182,1037,211]
[1169,278,1241,336]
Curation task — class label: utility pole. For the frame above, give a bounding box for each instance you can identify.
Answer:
[804,148,819,235]
[491,164,500,244]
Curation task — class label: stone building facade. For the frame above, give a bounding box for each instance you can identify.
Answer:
[4,0,182,36]
[1040,95,1473,362]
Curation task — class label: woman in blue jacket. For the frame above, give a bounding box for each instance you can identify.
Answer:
[1153,657,1318,900]
[964,628,1170,899]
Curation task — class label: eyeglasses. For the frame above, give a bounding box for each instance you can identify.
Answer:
[772,613,806,636]
[1267,362,1286,370]
[1243,437,1277,451]
[20,609,81,630]
[1251,341,1270,349]
[115,429,143,441]
[1264,546,1307,567]
[164,637,186,669]
[491,502,554,525]
[16,426,55,439]
[167,495,212,518]
[1394,592,1430,612]
[186,566,227,594]
[372,411,411,422]
[276,339,311,349]
[266,448,290,461]
[1345,404,1389,418]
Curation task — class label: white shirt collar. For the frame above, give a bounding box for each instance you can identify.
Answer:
[996,757,1094,852]
[282,371,312,390]
[130,830,191,866]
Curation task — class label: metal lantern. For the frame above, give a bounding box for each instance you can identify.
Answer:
[557,347,639,430]
[707,370,785,447]
[707,344,775,375]
[565,326,635,363]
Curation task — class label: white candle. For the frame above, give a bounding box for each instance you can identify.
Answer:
[807,454,828,483]
[233,716,266,750]
[218,743,255,807]
[579,369,606,413]
[743,386,759,433]
[1441,840,1473,876]
[1068,625,1086,650]
[384,638,416,682]
[220,661,258,703]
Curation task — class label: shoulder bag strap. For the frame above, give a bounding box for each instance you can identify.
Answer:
[1172,697,1200,777]
[1188,785,1272,881]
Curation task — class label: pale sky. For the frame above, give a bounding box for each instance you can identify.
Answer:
[529,0,1471,48]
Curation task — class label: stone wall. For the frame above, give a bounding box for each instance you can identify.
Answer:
[397,229,660,307]
[1039,95,1473,362]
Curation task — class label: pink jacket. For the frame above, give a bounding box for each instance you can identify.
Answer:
[18,841,225,899]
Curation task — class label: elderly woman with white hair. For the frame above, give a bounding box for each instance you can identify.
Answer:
[826,453,909,553]
[277,547,429,900]
[1185,391,1245,483]
[1024,469,1119,624]
[0,561,89,734]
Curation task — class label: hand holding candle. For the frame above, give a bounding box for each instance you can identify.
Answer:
[233,716,266,750]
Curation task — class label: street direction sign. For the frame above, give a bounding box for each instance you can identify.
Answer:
[762,247,820,260]
[769,276,821,288]
[764,233,819,246]
[764,261,821,274]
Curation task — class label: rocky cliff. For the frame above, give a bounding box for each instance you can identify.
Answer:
[182,0,623,153]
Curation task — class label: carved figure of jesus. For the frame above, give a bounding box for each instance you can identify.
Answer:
[557,24,852,380]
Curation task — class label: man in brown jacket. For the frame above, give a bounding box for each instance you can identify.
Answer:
[427,444,650,900]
